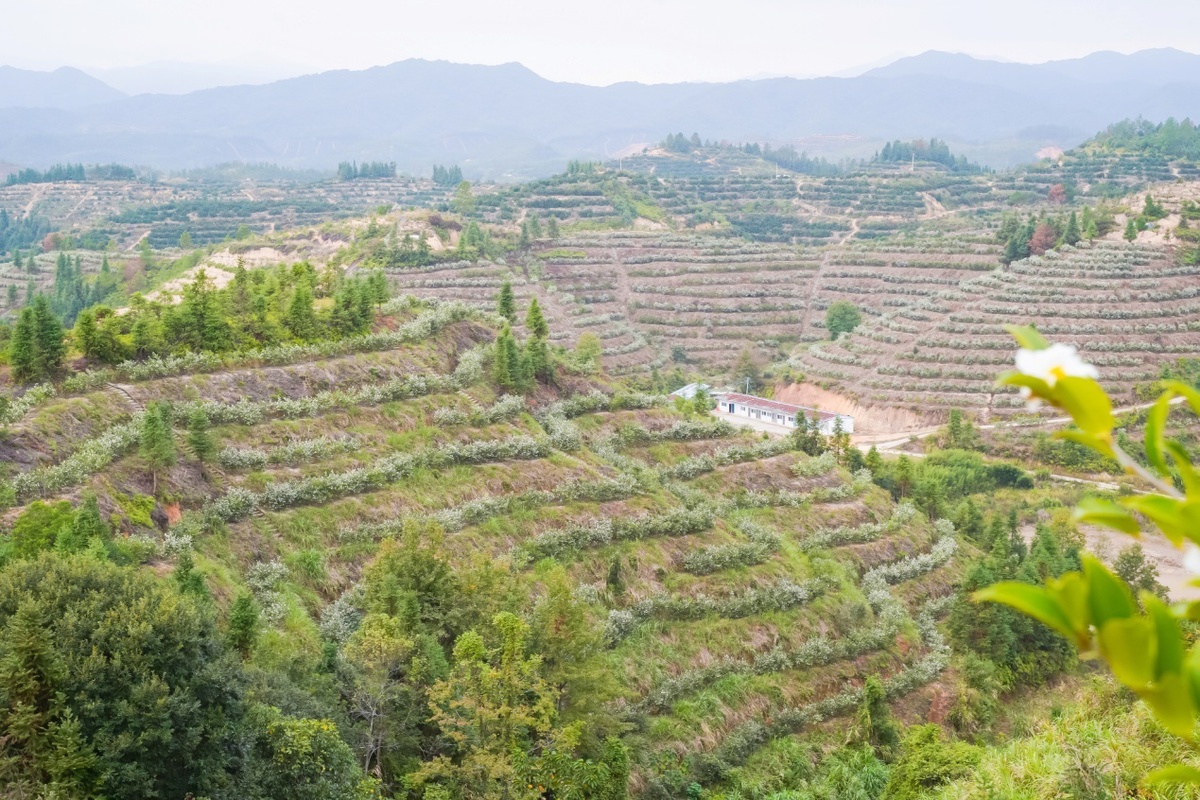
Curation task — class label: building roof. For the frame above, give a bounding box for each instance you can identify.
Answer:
[670,382,710,399]
[716,392,841,421]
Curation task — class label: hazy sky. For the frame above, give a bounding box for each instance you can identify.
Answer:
[8,0,1200,85]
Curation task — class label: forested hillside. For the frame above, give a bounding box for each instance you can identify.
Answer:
[1,121,1200,799]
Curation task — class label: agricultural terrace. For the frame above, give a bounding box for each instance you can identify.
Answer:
[795,239,1200,418]
[0,292,960,795]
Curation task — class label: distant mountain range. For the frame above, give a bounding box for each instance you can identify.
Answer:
[1,49,1198,180]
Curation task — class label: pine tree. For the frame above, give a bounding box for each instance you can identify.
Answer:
[56,493,108,554]
[285,283,318,341]
[9,306,36,383]
[227,593,260,657]
[1081,206,1097,239]
[131,313,163,359]
[524,297,549,338]
[367,270,390,306]
[865,445,882,476]
[30,295,65,379]
[546,216,559,239]
[179,269,227,351]
[12,248,21,270]
[1124,217,1139,242]
[1063,211,1081,245]
[74,309,99,360]
[139,402,176,495]
[497,280,516,323]
[6,283,16,307]
[492,326,514,389]
[524,335,552,383]
[185,407,216,466]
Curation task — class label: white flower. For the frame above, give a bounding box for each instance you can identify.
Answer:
[1184,545,1200,576]
[1014,344,1098,409]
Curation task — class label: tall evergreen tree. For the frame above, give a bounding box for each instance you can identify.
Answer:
[227,593,259,657]
[30,295,65,380]
[56,493,108,554]
[1063,211,1082,245]
[1124,217,1139,242]
[285,284,318,342]
[185,407,216,467]
[74,309,99,361]
[524,297,549,338]
[139,402,176,495]
[497,280,516,323]
[8,306,37,383]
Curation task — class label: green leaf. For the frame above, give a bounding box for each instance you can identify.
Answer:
[1139,672,1198,739]
[1162,381,1200,417]
[1005,324,1049,351]
[1083,555,1136,627]
[1054,428,1115,460]
[1121,495,1189,547]
[1144,393,1173,477]
[1047,573,1091,644]
[1074,496,1139,535]
[1145,594,1186,678]
[1144,765,1200,785]
[1054,376,1114,439]
[1166,441,1200,495]
[1099,616,1155,687]
[973,582,1079,644]
[997,371,1052,399]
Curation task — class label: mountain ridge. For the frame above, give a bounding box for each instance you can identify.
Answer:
[0,50,1197,178]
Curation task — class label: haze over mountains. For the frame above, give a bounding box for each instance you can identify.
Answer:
[1,48,1198,180]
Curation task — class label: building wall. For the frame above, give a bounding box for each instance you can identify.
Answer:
[720,398,854,434]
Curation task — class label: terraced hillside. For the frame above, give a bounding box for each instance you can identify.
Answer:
[793,237,1200,420]
[0,176,453,250]
[0,295,962,796]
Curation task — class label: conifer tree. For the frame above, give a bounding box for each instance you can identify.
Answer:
[865,445,882,476]
[185,407,216,467]
[1081,206,1097,239]
[30,295,65,379]
[56,493,108,554]
[497,280,516,323]
[131,313,164,359]
[367,270,390,306]
[6,283,16,307]
[1063,210,1081,245]
[227,593,260,657]
[524,297,549,338]
[74,309,99,360]
[8,306,36,383]
[546,216,559,239]
[285,283,318,341]
[524,336,552,383]
[1124,217,1139,242]
[139,402,176,495]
